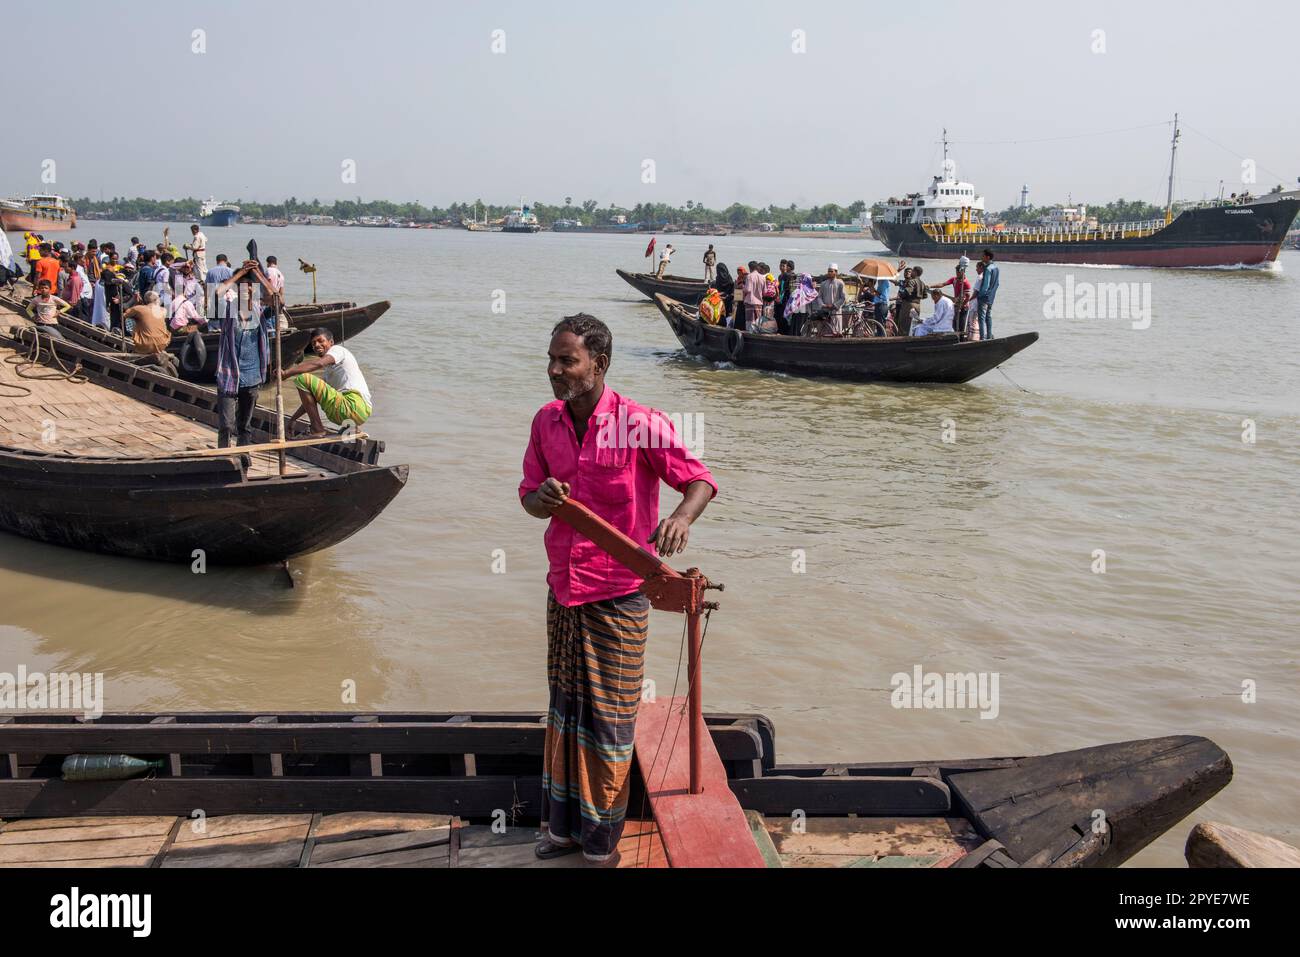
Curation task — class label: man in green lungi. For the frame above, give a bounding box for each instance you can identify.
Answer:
[280,328,373,436]
[520,314,717,864]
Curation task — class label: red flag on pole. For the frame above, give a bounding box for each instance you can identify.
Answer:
[644,236,656,258]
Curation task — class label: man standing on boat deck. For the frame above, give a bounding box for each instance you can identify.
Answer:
[23,232,41,282]
[209,263,280,448]
[741,259,765,332]
[655,243,674,278]
[33,243,61,293]
[204,254,236,329]
[519,314,717,865]
[817,263,847,335]
[975,249,999,341]
[702,244,716,282]
[186,224,208,281]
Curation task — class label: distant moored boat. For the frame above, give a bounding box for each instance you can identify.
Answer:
[0,194,76,232]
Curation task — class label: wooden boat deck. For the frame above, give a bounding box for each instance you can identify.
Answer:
[0,810,985,868]
[0,812,668,869]
[0,338,307,479]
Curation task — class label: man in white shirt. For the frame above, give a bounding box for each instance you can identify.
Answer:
[816,263,847,335]
[911,287,955,337]
[186,224,208,281]
[655,244,674,278]
[265,255,285,297]
[281,328,373,437]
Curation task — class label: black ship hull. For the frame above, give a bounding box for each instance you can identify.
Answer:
[873,196,1300,267]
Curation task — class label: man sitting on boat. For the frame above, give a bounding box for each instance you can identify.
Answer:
[281,329,373,437]
[911,287,955,337]
[519,313,717,865]
[123,292,179,375]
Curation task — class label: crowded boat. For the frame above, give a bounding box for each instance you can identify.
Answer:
[694,249,1001,340]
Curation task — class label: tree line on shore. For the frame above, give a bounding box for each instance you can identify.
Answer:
[72,195,1180,226]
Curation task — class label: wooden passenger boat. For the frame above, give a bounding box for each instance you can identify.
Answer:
[284,300,355,318]
[281,300,390,344]
[50,311,314,384]
[0,710,1231,868]
[616,268,864,306]
[652,293,1037,384]
[617,269,716,305]
[0,327,407,565]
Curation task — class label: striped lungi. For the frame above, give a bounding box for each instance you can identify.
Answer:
[542,590,649,861]
[292,372,372,425]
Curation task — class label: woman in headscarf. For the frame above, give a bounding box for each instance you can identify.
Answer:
[711,263,735,326]
[785,272,819,337]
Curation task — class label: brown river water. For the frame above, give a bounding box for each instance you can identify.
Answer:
[2,222,1297,865]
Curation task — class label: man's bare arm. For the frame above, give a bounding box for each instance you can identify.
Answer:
[650,479,713,558]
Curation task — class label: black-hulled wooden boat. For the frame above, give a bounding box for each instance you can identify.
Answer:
[653,293,1038,384]
[284,300,355,318]
[0,328,407,565]
[617,269,864,306]
[0,710,1231,868]
[617,269,715,305]
[49,311,314,384]
[282,300,390,344]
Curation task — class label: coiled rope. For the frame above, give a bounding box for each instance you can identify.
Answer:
[2,325,87,396]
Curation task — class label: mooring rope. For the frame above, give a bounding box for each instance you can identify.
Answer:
[3,325,88,388]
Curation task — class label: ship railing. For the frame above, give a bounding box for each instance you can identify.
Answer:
[923,218,1167,243]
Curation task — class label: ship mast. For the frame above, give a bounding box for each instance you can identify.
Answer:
[1165,113,1180,224]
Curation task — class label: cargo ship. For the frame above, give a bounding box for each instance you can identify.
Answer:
[0,194,76,232]
[501,200,542,233]
[873,119,1300,268]
[200,197,240,227]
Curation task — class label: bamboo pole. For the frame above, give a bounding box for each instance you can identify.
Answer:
[272,290,286,476]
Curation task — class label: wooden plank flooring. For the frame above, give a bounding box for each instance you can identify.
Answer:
[0,334,305,478]
[0,813,667,868]
[0,809,973,867]
[755,813,983,868]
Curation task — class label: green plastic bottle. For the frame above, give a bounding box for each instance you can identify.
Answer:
[61,754,165,781]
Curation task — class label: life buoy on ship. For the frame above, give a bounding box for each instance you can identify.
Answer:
[179,331,206,373]
[724,327,744,361]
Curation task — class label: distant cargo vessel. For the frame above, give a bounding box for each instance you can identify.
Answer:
[0,194,76,232]
[502,200,541,234]
[552,215,643,233]
[874,120,1300,268]
[200,197,240,227]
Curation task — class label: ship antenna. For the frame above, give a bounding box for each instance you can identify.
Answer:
[1165,113,1180,223]
[942,128,949,174]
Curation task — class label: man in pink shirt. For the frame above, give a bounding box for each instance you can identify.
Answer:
[519,313,717,864]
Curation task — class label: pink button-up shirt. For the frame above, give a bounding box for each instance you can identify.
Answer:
[519,386,717,607]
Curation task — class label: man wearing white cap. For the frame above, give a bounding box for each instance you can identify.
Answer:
[817,263,847,335]
[911,286,955,337]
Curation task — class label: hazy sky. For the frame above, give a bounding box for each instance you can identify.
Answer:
[6,0,1296,211]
